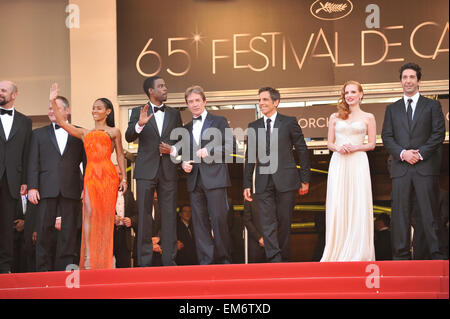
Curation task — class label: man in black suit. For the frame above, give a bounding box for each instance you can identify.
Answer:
[179,85,235,264]
[27,96,85,271]
[382,62,446,260]
[0,80,32,273]
[125,76,182,267]
[243,87,310,263]
[176,205,198,265]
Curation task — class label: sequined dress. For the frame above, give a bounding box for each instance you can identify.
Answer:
[79,130,119,269]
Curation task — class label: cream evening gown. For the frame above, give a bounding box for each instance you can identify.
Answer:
[320,120,375,262]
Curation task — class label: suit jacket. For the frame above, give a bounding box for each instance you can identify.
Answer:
[27,124,85,199]
[181,112,234,192]
[0,110,32,199]
[125,103,182,181]
[381,95,445,178]
[244,113,311,193]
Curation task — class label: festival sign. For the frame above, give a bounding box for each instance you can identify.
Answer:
[117,0,448,95]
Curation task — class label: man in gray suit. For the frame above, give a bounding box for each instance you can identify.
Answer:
[382,62,446,260]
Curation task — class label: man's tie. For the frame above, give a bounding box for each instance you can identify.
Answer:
[154,105,165,113]
[193,116,202,121]
[266,118,271,155]
[54,124,61,130]
[0,108,13,116]
[407,98,413,129]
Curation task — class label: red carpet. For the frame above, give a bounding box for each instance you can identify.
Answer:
[0,260,447,299]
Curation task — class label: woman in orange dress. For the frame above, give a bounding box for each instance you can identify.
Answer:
[49,83,129,269]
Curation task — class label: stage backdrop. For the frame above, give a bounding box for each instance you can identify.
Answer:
[117,0,449,95]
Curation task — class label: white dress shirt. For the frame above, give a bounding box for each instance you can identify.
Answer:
[53,122,69,155]
[400,92,422,161]
[403,92,420,119]
[0,107,14,140]
[192,109,208,145]
[263,111,277,133]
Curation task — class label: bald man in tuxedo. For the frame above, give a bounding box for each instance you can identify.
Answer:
[0,80,32,273]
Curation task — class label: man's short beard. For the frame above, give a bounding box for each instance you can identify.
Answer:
[0,99,8,106]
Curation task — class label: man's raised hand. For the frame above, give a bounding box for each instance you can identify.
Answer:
[138,104,154,127]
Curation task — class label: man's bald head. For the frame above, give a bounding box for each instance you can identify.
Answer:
[0,80,18,108]
[0,81,18,94]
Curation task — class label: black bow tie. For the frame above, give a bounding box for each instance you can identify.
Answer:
[0,108,13,116]
[193,116,202,121]
[54,124,61,130]
[154,105,165,113]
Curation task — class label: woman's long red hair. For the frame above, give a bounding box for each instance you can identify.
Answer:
[337,80,364,120]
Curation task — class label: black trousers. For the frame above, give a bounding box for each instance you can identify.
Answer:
[247,237,267,263]
[35,196,80,271]
[136,167,177,267]
[190,173,231,265]
[0,173,16,273]
[391,167,445,260]
[257,176,296,262]
[113,226,132,268]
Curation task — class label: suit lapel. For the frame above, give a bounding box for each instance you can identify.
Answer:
[200,113,214,147]
[410,95,426,132]
[7,111,21,141]
[143,102,159,136]
[273,113,284,145]
[256,117,265,129]
[148,107,159,136]
[160,104,171,138]
[396,99,410,132]
[201,113,213,135]
[185,121,194,142]
[183,121,195,158]
[254,117,265,145]
[62,134,75,156]
[47,125,61,155]
[273,113,283,131]
[0,118,6,142]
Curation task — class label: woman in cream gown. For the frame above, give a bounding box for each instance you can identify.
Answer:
[320,81,376,262]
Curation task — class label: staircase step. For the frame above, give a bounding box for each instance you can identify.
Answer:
[0,261,447,299]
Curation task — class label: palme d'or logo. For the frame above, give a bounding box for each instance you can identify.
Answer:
[310,0,353,21]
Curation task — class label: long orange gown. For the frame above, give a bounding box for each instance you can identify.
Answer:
[79,130,119,270]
